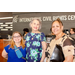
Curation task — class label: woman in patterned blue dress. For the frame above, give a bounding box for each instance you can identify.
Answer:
[25,19,47,62]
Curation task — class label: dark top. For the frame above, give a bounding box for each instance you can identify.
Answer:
[25,32,46,62]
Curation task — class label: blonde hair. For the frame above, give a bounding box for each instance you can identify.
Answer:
[29,18,42,30]
[10,31,25,49]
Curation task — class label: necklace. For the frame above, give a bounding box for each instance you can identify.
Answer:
[31,33,41,40]
[31,32,41,40]
[32,37,34,40]
[31,33,37,40]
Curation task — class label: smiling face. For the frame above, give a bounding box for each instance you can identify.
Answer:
[52,21,63,35]
[70,28,74,34]
[30,19,40,31]
[13,33,22,43]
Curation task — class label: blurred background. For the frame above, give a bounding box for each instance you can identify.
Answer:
[0,12,75,39]
[0,12,75,61]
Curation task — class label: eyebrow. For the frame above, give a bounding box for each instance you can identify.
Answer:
[52,25,60,26]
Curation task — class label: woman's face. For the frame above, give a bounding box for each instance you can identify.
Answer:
[31,20,40,31]
[70,29,74,34]
[13,33,22,43]
[52,21,63,35]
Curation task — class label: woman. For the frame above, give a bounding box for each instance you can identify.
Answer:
[24,18,47,62]
[2,31,26,62]
[70,28,75,35]
[23,28,29,38]
[45,18,74,62]
[70,28,75,39]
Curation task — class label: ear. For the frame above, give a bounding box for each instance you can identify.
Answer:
[61,26,63,31]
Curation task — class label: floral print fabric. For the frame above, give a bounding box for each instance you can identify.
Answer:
[25,32,46,62]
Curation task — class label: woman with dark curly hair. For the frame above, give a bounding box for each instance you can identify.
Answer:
[70,28,75,39]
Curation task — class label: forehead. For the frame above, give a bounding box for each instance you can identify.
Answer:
[13,33,20,36]
[70,29,73,30]
[52,21,59,25]
[32,20,40,23]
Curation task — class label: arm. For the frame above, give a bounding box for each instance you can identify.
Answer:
[63,38,74,62]
[40,41,47,62]
[63,55,73,62]
[2,49,8,59]
[46,57,48,62]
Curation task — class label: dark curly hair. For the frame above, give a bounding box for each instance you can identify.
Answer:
[70,28,75,32]
[23,28,29,32]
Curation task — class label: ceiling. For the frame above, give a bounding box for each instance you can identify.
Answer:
[0,12,13,23]
[0,12,33,23]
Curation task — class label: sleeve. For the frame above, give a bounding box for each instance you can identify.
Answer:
[62,38,74,57]
[40,33,46,42]
[24,47,26,57]
[4,45,10,53]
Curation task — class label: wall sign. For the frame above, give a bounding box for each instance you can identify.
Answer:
[13,15,75,23]
[13,12,75,35]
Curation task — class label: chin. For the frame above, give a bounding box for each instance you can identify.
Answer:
[15,41,20,43]
[34,29,38,31]
[53,32,57,35]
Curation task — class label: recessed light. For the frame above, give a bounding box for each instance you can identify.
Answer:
[5,22,13,24]
[1,25,8,26]
[0,17,13,19]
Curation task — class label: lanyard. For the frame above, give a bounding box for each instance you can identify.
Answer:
[14,45,26,60]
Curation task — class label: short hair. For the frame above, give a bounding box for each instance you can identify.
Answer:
[23,28,29,32]
[52,18,63,26]
[70,28,75,32]
[29,18,42,30]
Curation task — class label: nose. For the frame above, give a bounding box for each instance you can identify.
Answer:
[53,26,56,29]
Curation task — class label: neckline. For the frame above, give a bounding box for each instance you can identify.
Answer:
[55,34,66,40]
[31,32,41,34]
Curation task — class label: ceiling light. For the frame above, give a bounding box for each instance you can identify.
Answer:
[6,27,13,28]
[10,29,13,31]
[0,17,13,19]
[0,23,3,24]
[10,25,13,26]
[1,25,8,26]
[5,22,13,24]
[0,27,3,28]
[1,29,8,31]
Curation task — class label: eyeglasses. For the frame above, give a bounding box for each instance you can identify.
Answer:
[13,36,21,38]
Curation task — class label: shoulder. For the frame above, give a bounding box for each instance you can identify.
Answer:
[4,45,11,52]
[49,38,55,46]
[20,46,26,51]
[41,32,45,35]
[70,34,75,39]
[62,35,74,47]
[24,33,30,39]
[5,45,10,48]
[40,32,45,36]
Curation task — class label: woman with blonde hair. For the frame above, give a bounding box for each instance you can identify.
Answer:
[2,31,26,62]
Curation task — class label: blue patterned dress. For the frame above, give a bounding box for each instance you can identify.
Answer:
[25,32,46,62]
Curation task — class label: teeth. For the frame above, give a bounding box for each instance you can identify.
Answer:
[54,30,57,32]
